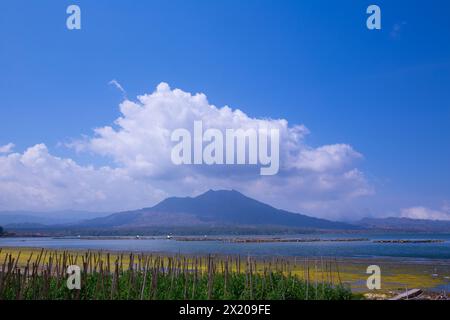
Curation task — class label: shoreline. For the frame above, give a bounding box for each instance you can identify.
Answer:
[1,245,450,265]
[1,246,449,297]
[3,234,448,243]
[1,234,449,262]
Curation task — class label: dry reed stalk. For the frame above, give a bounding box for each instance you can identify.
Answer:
[334,258,342,286]
[207,254,213,300]
[140,256,149,300]
[248,256,253,300]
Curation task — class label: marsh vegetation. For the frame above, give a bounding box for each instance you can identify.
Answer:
[0,248,353,300]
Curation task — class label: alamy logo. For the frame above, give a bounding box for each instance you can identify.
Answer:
[66,5,81,30]
[366,5,381,30]
[67,265,81,290]
[366,265,381,290]
[171,121,280,176]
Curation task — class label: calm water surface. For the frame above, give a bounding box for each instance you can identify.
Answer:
[1,233,450,260]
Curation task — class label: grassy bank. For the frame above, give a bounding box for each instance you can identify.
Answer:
[0,248,353,300]
[1,247,448,300]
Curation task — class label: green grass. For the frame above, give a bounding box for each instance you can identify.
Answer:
[0,249,354,300]
[1,270,353,300]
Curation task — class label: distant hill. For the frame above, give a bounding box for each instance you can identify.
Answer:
[0,210,111,227]
[356,217,450,232]
[78,190,357,231]
[5,195,450,235]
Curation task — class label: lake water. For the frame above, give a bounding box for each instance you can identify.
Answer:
[2,233,450,260]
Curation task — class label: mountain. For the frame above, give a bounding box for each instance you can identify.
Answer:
[79,190,357,231]
[356,217,450,232]
[5,194,450,234]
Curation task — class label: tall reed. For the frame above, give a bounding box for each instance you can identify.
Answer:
[0,250,352,300]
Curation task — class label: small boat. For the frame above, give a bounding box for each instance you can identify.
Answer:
[389,289,423,300]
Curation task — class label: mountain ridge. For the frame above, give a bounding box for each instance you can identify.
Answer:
[5,191,450,233]
[0,210,110,226]
[78,189,358,230]
[355,217,450,232]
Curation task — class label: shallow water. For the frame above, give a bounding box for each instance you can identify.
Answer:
[1,232,450,260]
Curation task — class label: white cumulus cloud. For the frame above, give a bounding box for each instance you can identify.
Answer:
[0,143,14,154]
[289,144,363,172]
[1,83,373,218]
[0,144,166,212]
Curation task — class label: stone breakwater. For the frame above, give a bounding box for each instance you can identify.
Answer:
[373,239,445,244]
[173,237,370,243]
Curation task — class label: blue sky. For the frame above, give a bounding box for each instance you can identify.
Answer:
[0,0,449,220]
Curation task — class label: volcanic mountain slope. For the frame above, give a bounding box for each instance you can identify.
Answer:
[80,190,357,230]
